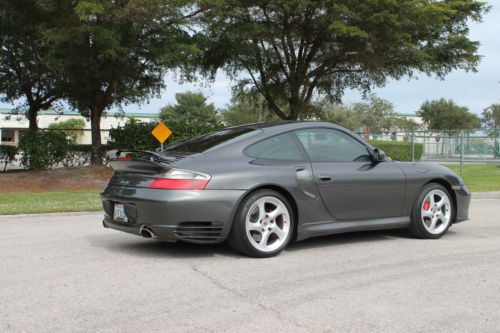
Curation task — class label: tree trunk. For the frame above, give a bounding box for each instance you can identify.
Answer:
[90,107,103,165]
[28,106,39,131]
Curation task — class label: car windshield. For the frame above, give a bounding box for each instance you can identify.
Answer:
[164,127,259,154]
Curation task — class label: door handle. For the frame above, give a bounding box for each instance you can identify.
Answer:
[317,175,332,182]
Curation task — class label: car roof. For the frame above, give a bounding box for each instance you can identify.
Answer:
[227,121,343,132]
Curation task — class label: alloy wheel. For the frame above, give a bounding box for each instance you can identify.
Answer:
[245,196,291,253]
[421,189,451,235]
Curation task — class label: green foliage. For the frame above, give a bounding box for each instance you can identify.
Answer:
[368,140,423,162]
[35,0,203,163]
[159,92,223,143]
[318,94,413,132]
[0,0,61,129]
[108,118,159,151]
[18,130,70,169]
[481,104,500,129]
[394,117,421,134]
[481,104,500,157]
[48,118,86,143]
[0,145,18,172]
[220,91,279,126]
[418,99,480,131]
[352,95,401,133]
[200,0,488,120]
[316,103,361,131]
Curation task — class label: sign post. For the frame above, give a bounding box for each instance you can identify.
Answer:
[150,122,172,151]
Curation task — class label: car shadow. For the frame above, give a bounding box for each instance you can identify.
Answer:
[88,228,423,259]
[287,229,413,252]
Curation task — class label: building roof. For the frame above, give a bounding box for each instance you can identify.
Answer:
[0,108,159,118]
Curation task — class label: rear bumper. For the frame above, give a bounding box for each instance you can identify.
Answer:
[452,185,471,223]
[101,185,245,244]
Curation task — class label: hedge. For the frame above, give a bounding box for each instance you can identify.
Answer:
[0,145,18,172]
[368,140,423,161]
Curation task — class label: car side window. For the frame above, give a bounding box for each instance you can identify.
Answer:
[295,128,371,162]
[245,132,306,161]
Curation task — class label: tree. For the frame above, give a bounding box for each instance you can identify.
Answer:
[481,104,500,129]
[48,118,86,143]
[40,0,204,164]
[316,102,361,131]
[394,117,421,135]
[0,0,61,130]
[200,0,488,120]
[159,92,223,143]
[481,104,500,157]
[418,99,480,131]
[220,91,279,126]
[353,95,400,133]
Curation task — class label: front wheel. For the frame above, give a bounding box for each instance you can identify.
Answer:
[409,183,454,239]
[227,190,294,258]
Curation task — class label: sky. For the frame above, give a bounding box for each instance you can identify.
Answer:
[2,2,499,116]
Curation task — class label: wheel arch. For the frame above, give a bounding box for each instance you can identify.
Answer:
[229,184,299,241]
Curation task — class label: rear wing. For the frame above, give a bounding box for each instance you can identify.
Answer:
[107,149,180,174]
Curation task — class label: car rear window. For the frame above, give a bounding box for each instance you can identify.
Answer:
[244,132,306,161]
[164,127,259,153]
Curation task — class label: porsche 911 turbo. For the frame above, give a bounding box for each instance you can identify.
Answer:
[101,122,471,257]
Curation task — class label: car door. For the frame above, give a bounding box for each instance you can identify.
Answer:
[295,128,406,220]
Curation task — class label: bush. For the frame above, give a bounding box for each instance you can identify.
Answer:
[108,118,160,151]
[368,140,423,161]
[0,145,18,172]
[48,118,86,143]
[62,144,109,167]
[18,131,70,169]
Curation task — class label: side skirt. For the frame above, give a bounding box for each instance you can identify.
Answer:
[297,216,411,242]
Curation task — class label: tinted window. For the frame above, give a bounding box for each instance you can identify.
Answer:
[165,127,258,153]
[296,128,371,162]
[245,132,305,161]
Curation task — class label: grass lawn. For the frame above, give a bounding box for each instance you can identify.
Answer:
[0,190,101,215]
[444,164,500,192]
[0,164,498,215]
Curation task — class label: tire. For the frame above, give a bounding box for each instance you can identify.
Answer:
[409,183,454,239]
[227,189,295,258]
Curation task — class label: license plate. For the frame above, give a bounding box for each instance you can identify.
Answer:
[113,203,128,222]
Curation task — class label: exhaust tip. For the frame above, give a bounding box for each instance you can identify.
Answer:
[140,225,154,238]
[103,220,108,228]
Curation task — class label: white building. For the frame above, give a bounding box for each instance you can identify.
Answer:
[0,109,158,146]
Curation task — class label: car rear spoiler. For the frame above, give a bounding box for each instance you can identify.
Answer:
[107,149,176,174]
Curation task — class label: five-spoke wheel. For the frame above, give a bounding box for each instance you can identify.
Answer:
[228,190,294,257]
[245,196,291,253]
[410,183,454,239]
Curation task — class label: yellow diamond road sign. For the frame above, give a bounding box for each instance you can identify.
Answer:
[151,122,172,144]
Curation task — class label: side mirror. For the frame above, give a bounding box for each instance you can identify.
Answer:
[373,149,386,162]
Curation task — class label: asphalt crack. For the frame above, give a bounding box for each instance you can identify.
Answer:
[189,263,312,332]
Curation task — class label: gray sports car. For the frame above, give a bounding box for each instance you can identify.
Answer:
[101,122,471,257]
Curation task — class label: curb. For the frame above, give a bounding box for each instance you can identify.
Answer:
[0,210,101,220]
[471,191,500,199]
[1,193,500,218]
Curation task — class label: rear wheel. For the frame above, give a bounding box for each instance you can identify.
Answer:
[227,189,294,258]
[409,183,453,239]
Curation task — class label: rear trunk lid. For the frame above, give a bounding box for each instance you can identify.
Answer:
[107,149,189,188]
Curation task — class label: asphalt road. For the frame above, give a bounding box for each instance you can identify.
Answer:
[1,199,499,333]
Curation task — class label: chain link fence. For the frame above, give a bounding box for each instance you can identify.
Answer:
[2,127,500,175]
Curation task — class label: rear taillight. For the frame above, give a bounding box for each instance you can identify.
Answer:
[148,169,211,190]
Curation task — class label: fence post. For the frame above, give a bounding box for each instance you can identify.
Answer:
[0,128,2,146]
[411,130,415,162]
[460,130,464,177]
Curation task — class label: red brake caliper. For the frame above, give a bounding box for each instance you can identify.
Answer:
[423,201,430,211]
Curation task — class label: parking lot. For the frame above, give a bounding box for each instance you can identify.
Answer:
[1,199,499,332]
